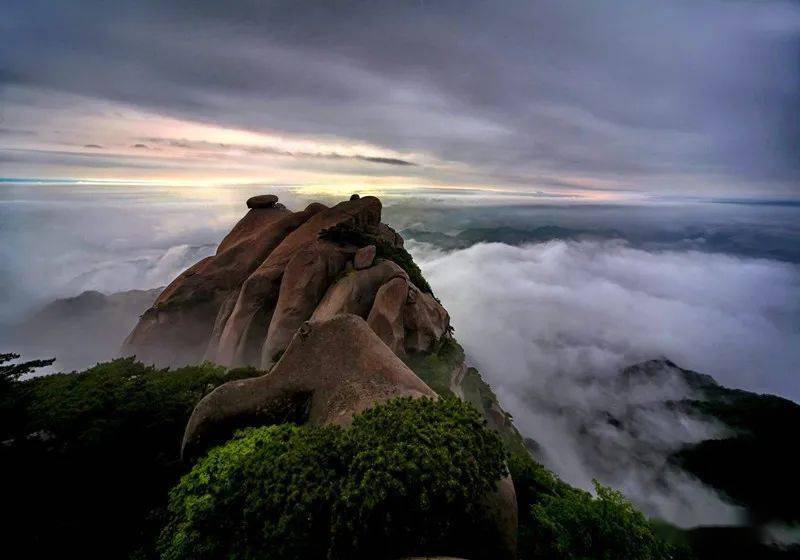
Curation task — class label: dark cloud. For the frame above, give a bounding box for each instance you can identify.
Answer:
[1,0,799,195]
[142,137,415,166]
[0,148,183,170]
[0,127,36,137]
[355,156,415,166]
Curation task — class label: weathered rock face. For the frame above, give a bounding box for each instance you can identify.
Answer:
[182,313,517,560]
[122,194,449,369]
[182,314,436,459]
[124,194,515,558]
[354,244,376,269]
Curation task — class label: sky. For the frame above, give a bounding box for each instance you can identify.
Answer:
[2,0,799,199]
[2,2,799,525]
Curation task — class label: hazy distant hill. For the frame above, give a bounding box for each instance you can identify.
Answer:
[402,225,619,249]
[3,288,160,371]
[560,358,800,526]
[402,224,800,264]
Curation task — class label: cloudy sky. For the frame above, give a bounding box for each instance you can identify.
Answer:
[2,0,799,199]
[3,4,799,522]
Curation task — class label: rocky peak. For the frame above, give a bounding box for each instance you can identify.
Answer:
[121,194,517,559]
[122,194,450,369]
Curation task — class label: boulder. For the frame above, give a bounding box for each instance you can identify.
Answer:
[367,277,410,356]
[121,194,518,559]
[259,241,351,369]
[354,244,376,269]
[312,260,408,322]
[403,286,450,354]
[486,476,518,560]
[246,194,279,208]
[217,202,288,254]
[123,194,450,368]
[182,314,436,459]
[183,314,517,560]
[378,222,404,248]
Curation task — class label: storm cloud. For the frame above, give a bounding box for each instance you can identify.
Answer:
[2,0,799,196]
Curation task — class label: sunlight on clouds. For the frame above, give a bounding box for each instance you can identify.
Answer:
[1,87,634,201]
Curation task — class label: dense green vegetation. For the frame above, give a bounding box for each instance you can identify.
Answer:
[403,338,681,559]
[507,445,685,560]
[160,397,508,560]
[373,237,434,294]
[530,481,679,560]
[625,360,800,527]
[0,351,55,427]
[405,337,529,460]
[5,351,783,560]
[0,357,256,558]
[160,424,344,560]
[675,390,800,523]
[403,335,464,396]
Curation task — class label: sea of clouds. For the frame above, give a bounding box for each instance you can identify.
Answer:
[410,239,800,526]
[3,186,799,526]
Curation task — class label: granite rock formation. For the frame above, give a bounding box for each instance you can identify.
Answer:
[122,195,449,369]
[123,194,516,559]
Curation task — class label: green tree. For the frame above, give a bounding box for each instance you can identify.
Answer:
[0,352,55,437]
[1,357,256,558]
[0,351,54,386]
[160,424,345,560]
[529,480,675,560]
[331,396,508,559]
[159,397,508,560]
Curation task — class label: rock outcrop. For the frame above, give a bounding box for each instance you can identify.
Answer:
[124,194,516,559]
[183,313,516,560]
[122,195,449,369]
[182,313,436,459]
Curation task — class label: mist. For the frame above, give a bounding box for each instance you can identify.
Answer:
[2,186,799,525]
[0,184,321,323]
[411,239,800,525]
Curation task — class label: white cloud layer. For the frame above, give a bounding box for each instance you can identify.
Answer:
[412,240,800,525]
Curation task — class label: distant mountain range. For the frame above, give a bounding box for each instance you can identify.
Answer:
[402,225,619,250]
[402,225,800,263]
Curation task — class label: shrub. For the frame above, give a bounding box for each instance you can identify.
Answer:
[374,238,434,295]
[0,357,257,558]
[159,397,508,560]
[160,424,345,560]
[331,396,508,559]
[528,480,675,560]
[505,444,684,560]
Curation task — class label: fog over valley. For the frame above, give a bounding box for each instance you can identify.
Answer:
[3,2,800,557]
[2,184,798,528]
